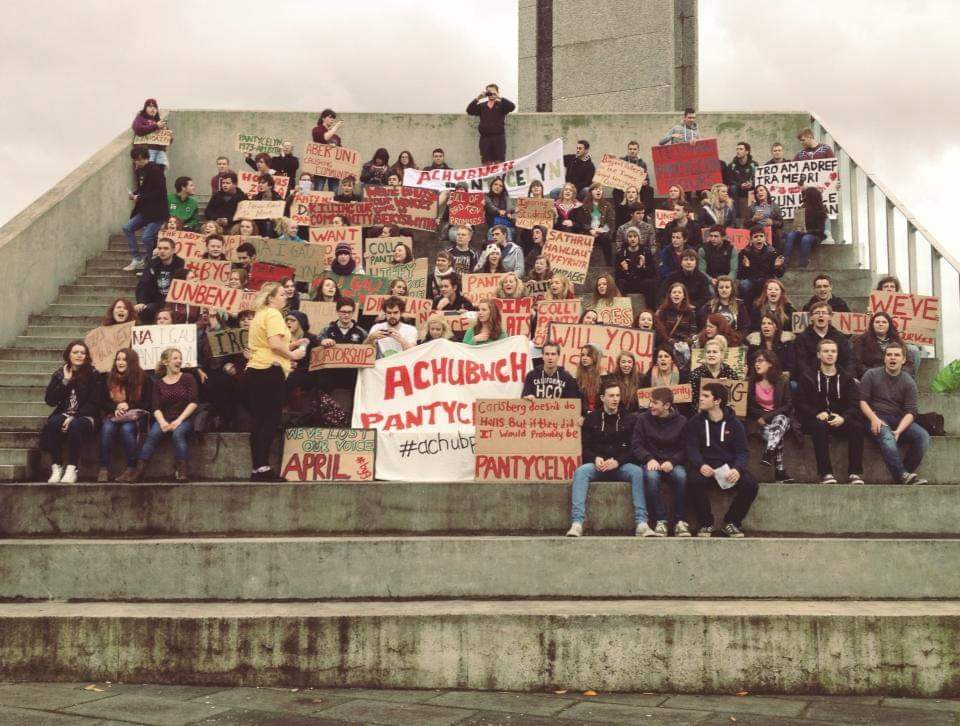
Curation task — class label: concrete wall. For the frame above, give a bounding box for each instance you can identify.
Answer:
[165,109,809,196]
[0,131,132,346]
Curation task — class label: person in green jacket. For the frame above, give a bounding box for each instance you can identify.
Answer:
[462,300,507,345]
[168,176,199,230]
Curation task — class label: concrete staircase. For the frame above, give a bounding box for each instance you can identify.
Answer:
[1,234,958,695]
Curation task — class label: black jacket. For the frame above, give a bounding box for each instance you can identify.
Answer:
[737,243,784,282]
[132,162,168,222]
[563,154,596,190]
[631,409,688,465]
[522,366,580,399]
[802,294,850,313]
[660,269,712,309]
[614,244,656,285]
[794,325,853,380]
[581,408,637,464]
[684,407,748,470]
[44,368,100,420]
[746,375,793,424]
[271,153,299,179]
[205,189,245,225]
[795,368,861,422]
[136,255,185,305]
[466,96,516,136]
[702,240,735,279]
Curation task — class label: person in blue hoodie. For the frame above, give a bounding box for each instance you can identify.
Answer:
[566,380,657,538]
[631,386,691,537]
[684,381,759,538]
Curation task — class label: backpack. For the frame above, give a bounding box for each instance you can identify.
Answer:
[915,412,945,436]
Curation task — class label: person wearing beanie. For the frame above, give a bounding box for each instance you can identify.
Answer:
[329,242,363,276]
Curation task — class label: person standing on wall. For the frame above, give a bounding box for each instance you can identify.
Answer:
[466,83,515,164]
[122,147,168,272]
[243,282,307,481]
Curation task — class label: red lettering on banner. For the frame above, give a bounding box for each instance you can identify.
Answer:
[382,353,529,402]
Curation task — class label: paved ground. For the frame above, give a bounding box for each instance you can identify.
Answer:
[1,682,958,725]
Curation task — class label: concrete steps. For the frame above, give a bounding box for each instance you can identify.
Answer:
[0,599,955,695]
[2,481,957,538]
[0,386,45,402]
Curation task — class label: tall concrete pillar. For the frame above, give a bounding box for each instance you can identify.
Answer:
[519,0,698,113]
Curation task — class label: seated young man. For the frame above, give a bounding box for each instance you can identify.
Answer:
[490,225,524,277]
[702,225,736,285]
[566,381,655,537]
[802,274,850,313]
[859,342,929,484]
[736,225,784,305]
[794,301,853,381]
[210,156,232,194]
[365,296,418,358]
[795,338,865,485]
[523,342,580,399]
[422,148,450,171]
[201,234,228,260]
[448,225,479,274]
[168,176,199,230]
[615,203,655,249]
[134,237,184,323]
[205,172,245,230]
[562,140,595,199]
[684,381,759,538]
[659,248,711,309]
[432,272,475,312]
[632,386,691,537]
[318,298,368,419]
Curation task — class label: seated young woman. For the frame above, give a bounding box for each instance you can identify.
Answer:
[102,298,138,327]
[694,313,742,351]
[655,282,698,369]
[698,275,749,332]
[746,348,795,483]
[750,278,795,332]
[97,348,152,482]
[745,313,797,383]
[689,336,740,403]
[462,300,506,345]
[42,340,100,484]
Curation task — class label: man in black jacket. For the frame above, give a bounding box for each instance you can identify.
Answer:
[523,343,579,399]
[703,225,735,284]
[135,237,185,323]
[205,173,245,229]
[794,301,854,380]
[466,83,515,163]
[122,147,168,271]
[432,274,475,313]
[632,387,690,537]
[659,249,712,309]
[566,381,655,538]
[318,298,368,418]
[801,274,851,313]
[563,140,596,199]
[795,338,865,485]
[270,141,299,179]
[737,225,784,305]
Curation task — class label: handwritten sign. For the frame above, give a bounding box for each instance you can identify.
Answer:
[249,261,295,290]
[702,226,771,251]
[493,297,533,337]
[289,191,335,225]
[462,273,509,305]
[308,344,376,370]
[792,311,870,336]
[515,198,555,230]
[131,324,198,369]
[133,129,173,146]
[364,185,440,232]
[236,133,282,155]
[533,299,581,347]
[542,229,593,285]
[524,279,551,302]
[362,295,433,335]
[550,323,654,376]
[651,138,723,195]
[301,143,362,180]
[327,273,394,305]
[654,209,674,229]
[363,236,412,271]
[447,190,484,226]
[280,428,376,481]
[702,378,747,417]
[595,297,634,327]
[754,158,840,220]
[165,278,243,315]
[84,322,134,373]
[308,225,364,267]
[474,398,581,482]
[593,154,648,191]
[299,200,375,227]
[366,258,429,298]
[298,300,356,334]
[636,383,693,408]
[164,230,241,261]
[250,238,328,282]
[182,257,232,285]
[869,290,939,346]
[207,328,249,358]
[236,200,285,220]
[237,170,289,199]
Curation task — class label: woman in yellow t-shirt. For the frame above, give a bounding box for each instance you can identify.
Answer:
[243,281,307,481]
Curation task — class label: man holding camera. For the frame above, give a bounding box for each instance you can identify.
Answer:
[466,83,516,164]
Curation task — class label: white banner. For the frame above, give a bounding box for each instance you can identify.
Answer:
[352,336,531,480]
[403,138,565,198]
[131,324,198,370]
[754,158,840,220]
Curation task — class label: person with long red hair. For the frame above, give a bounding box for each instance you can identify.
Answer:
[98,348,152,483]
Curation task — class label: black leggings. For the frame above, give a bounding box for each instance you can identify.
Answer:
[244,366,286,470]
[42,414,94,466]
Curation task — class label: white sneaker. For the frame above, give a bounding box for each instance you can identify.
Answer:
[60,465,78,484]
[47,464,63,483]
[675,520,692,537]
[635,522,659,537]
[122,258,145,272]
[565,522,583,538]
[654,520,668,537]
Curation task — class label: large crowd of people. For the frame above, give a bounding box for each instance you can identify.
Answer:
[39,96,936,538]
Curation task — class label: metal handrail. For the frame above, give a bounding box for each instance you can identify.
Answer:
[810,112,950,360]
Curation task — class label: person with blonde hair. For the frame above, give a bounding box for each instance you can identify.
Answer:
[420,314,454,343]
[698,183,734,228]
[689,337,739,404]
[243,281,308,481]
[495,272,525,300]
[544,273,575,300]
[130,347,198,483]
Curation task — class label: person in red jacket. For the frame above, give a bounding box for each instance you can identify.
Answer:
[466,83,515,164]
[311,109,344,193]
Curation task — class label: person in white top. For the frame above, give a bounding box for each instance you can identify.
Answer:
[365,296,418,358]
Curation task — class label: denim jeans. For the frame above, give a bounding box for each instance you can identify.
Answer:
[123,213,163,259]
[148,149,168,166]
[869,412,929,480]
[737,278,763,305]
[783,231,819,268]
[99,419,141,467]
[643,465,688,522]
[570,462,648,524]
[139,418,193,462]
[312,176,339,194]
[689,467,759,528]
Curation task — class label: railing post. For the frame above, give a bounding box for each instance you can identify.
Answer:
[866,179,877,273]
[848,157,865,269]
[885,199,897,280]
[931,249,944,361]
[906,225,919,294]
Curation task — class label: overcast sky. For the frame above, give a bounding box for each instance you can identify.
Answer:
[0,0,955,266]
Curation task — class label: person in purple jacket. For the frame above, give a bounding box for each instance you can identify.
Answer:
[131,98,172,167]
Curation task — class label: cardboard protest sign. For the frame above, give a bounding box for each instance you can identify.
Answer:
[550,323,654,376]
[308,226,364,267]
[308,344,376,371]
[654,209,674,229]
[301,143,362,180]
[366,258,429,298]
[84,322,134,373]
[250,237,328,282]
[299,200,375,227]
[524,278,551,301]
[207,328,249,358]
[533,299,581,347]
[442,310,476,334]
[404,138,565,197]
[593,154,648,191]
[289,191,335,225]
[636,383,693,409]
[691,345,749,379]
[362,295,433,335]
[363,236,413,271]
[447,190,484,226]
[236,200,285,220]
[515,198,555,230]
[868,290,939,345]
[236,133,282,156]
[298,300,357,334]
[327,273,394,305]
[651,138,723,195]
[703,378,748,417]
[792,311,869,336]
[165,278,244,315]
[595,297,634,327]
[131,324,198,369]
[542,229,593,285]
[702,226,771,251]
[237,170,289,199]
[182,257,232,285]
[493,297,533,337]
[281,428,376,481]
[249,261,295,290]
[364,186,440,232]
[133,129,173,146]
[754,158,840,220]
[164,230,207,260]
[474,398,581,482]
[462,273,509,305]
